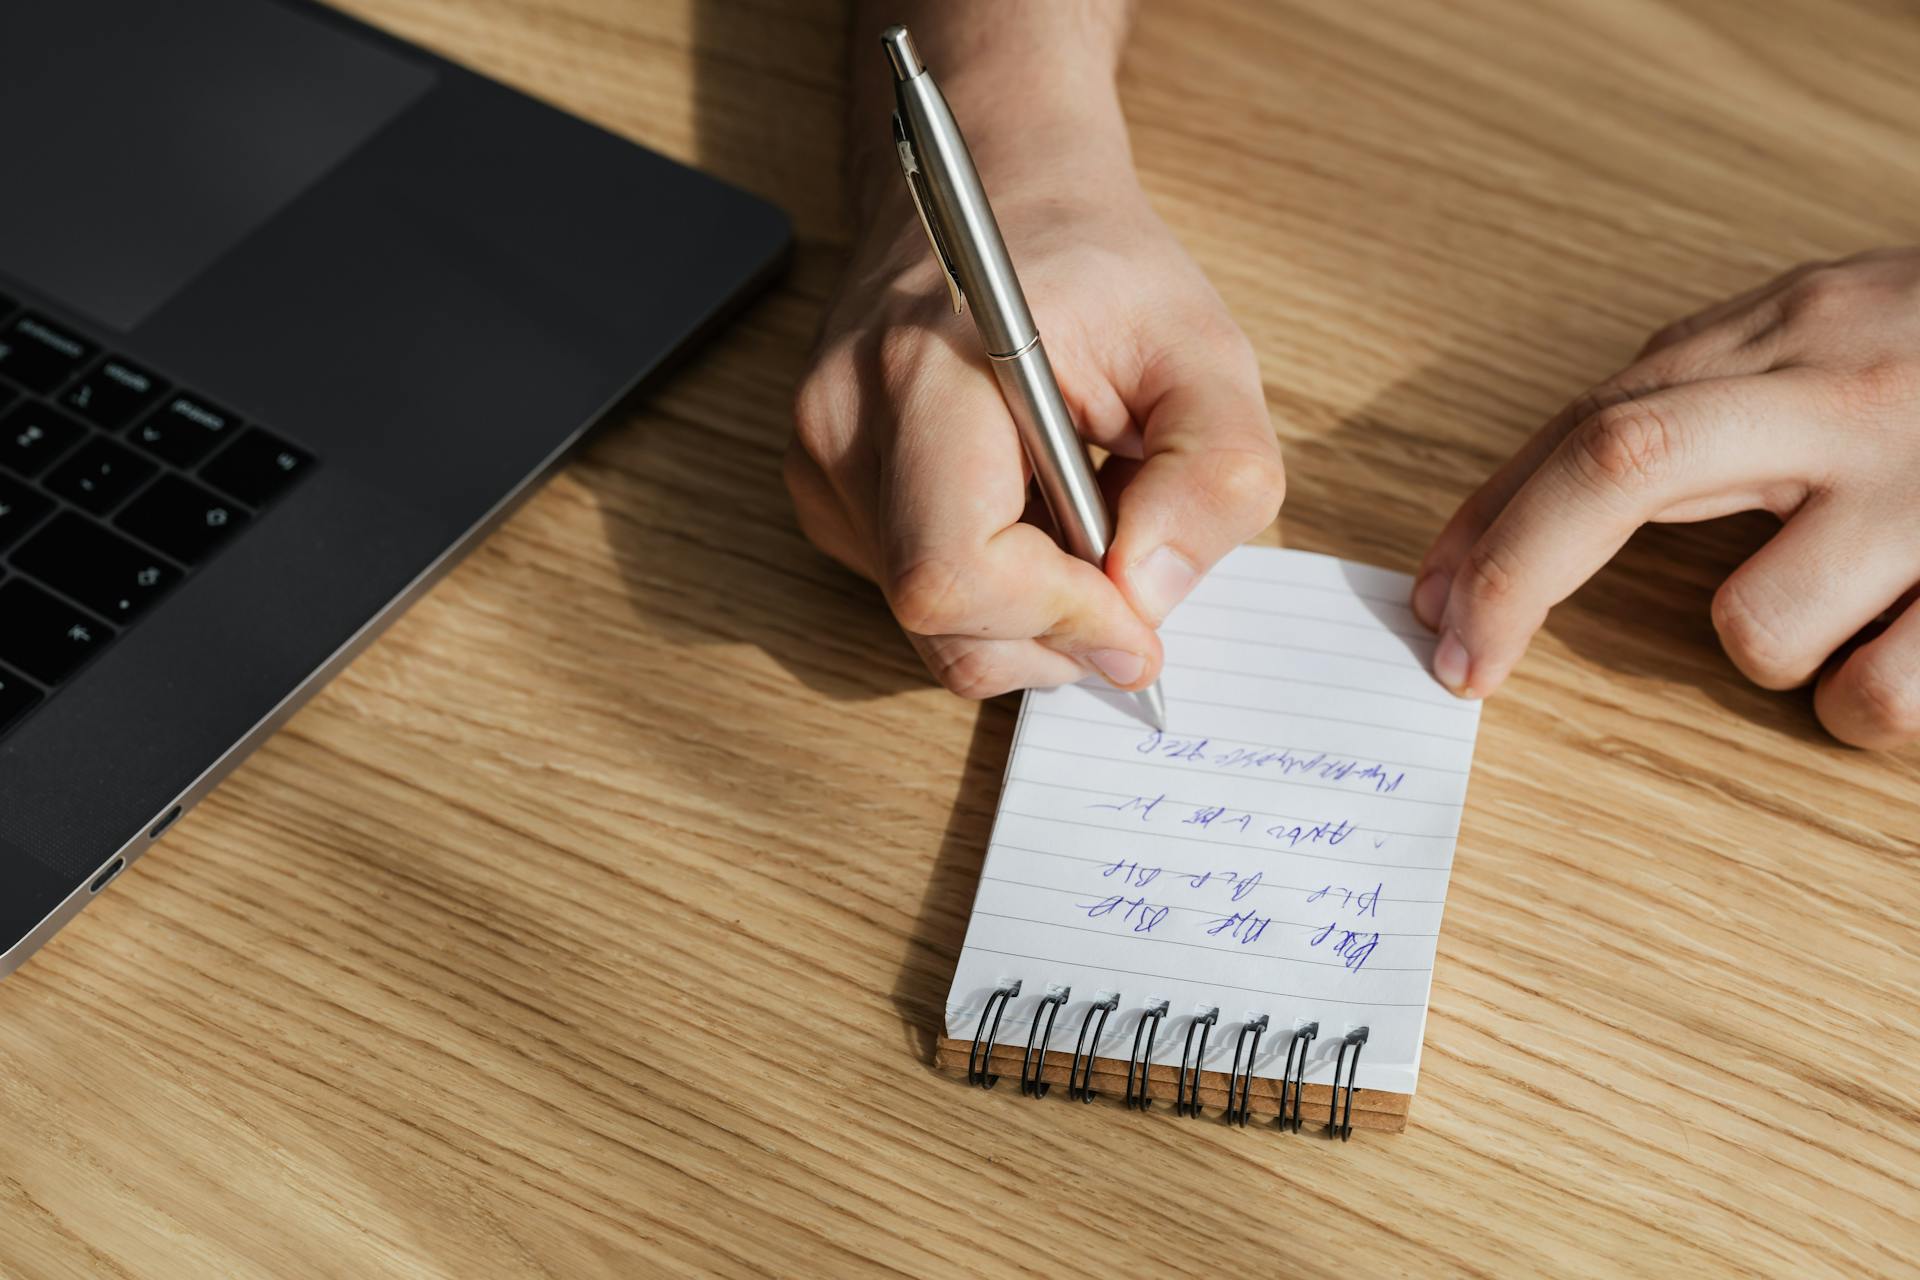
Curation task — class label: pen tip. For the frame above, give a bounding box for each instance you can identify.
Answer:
[1136,683,1168,732]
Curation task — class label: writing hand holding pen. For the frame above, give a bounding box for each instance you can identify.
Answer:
[787,3,1283,708]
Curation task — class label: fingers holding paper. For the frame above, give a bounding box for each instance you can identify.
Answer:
[1419,373,1832,694]
[1414,248,1920,748]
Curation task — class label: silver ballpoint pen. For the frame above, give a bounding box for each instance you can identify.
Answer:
[882,25,1169,731]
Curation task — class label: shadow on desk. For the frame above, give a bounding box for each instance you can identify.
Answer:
[890,701,1017,1064]
[574,420,932,706]
[575,0,942,705]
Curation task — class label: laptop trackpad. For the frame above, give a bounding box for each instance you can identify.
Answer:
[0,0,435,333]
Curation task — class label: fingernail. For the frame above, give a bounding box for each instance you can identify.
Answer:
[1088,649,1147,688]
[1412,570,1450,630]
[1129,546,1200,623]
[1433,629,1475,697]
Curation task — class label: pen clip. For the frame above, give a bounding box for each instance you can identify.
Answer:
[892,113,965,315]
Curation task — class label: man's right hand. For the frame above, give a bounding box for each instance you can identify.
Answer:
[787,10,1282,700]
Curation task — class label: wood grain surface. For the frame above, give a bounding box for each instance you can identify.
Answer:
[3,2,1917,1276]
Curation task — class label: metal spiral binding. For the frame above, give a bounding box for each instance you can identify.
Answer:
[1225,1015,1269,1127]
[1328,1026,1370,1140]
[1278,1021,1318,1133]
[1068,993,1120,1103]
[1123,1001,1170,1110]
[1175,1008,1219,1118]
[966,981,1021,1088]
[965,987,1374,1141]
[1020,987,1069,1098]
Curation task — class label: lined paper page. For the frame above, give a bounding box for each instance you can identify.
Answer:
[943,547,1483,1094]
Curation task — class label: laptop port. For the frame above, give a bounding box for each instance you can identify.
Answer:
[89,858,125,893]
[148,805,183,839]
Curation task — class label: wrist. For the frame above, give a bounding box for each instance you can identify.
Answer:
[847,64,1135,245]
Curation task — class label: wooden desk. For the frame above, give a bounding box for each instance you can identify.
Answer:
[3,2,1915,1275]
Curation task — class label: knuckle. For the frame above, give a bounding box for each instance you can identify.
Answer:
[1448,488,1500,541]
[1783,267,1852,322]
[1846,357,1920,417]
[1844,656,1920,738]
[1213,321,1260,372]
[928,643,1012,701]
[790,372,840,456]
[1642,319,1692,353]
[887,557,972,636]
[875,322,935,382]
[1566,381,1629,426]
[1570,404,1676,493]
[1710,578,1803,687]
[1458,539,1522,609]
[782,446,840,553]
[1635,338,1715,386]
[1201,447,1286,531]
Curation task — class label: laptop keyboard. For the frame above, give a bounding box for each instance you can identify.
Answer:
[0,290,316,739]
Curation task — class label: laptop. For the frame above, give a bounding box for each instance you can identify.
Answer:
[0,0,790,975]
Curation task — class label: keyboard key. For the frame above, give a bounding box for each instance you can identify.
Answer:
[0,663,40,735]
[0,472,55,552]
[0,402,88,477]
[201,428,314,507]
[44,436,158,514]
[64,358,166,429]
[14,513,180,623]
[0,314,95,393]
[114,474,247,564]
[129,392,239,467]
[0,579,112,684]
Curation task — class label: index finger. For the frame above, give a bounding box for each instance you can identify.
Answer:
[1415,321,1787,628]
[1431,373,1830,698]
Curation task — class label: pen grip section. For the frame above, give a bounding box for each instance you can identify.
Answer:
[991,339,1110,567]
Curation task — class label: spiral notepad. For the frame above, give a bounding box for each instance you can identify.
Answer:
[936,546,1483,1136]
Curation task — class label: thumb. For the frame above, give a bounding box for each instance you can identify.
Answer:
[1105,347,1285,625]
